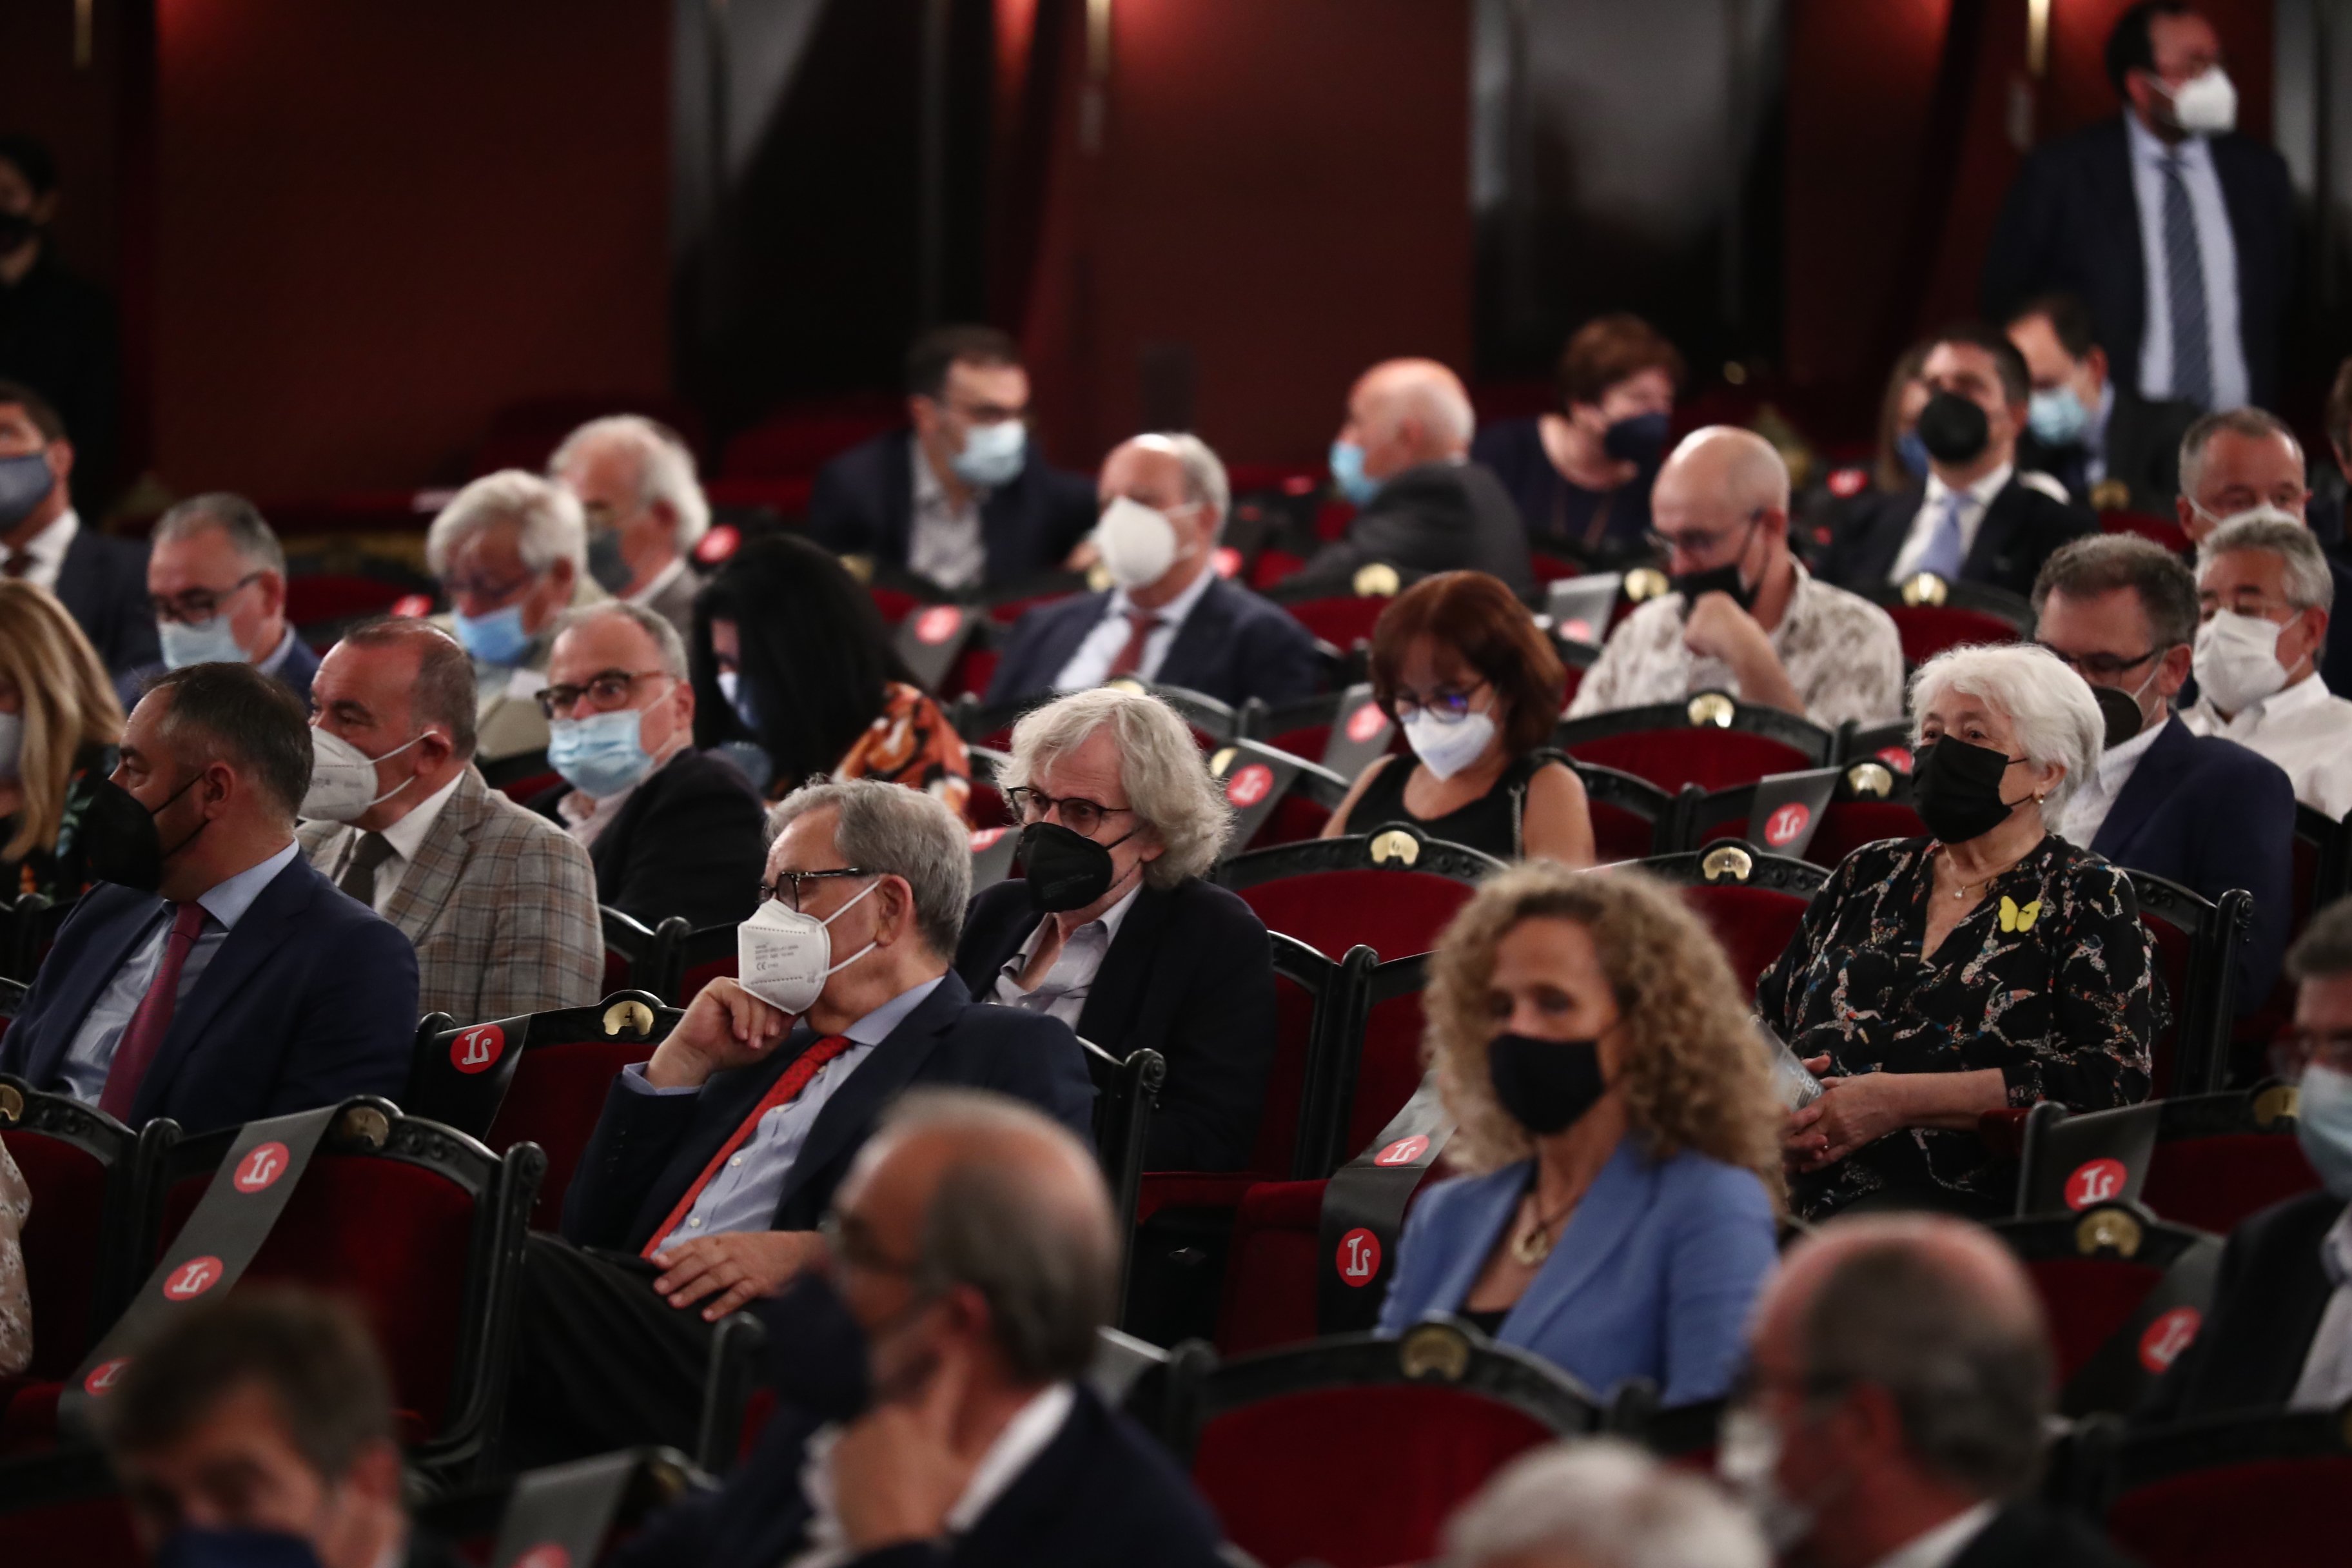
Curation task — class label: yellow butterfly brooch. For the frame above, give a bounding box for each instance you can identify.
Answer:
[1998,896,2042,933]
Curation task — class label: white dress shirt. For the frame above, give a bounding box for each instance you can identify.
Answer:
[1889,464,2014,584]
[1868,1502,1998,1568]
[2058,711,2166,849]
[5,507,78,591]
[325,770,464,916]
[2289,1204,2352,1411]
[2181,673,2352,819]
[2126,114,2248,412]
[990,884,1142,1028]
[909,447,987,591]
[59,841,301,1103]
[1050,565,1218,693]
[556,741,691,848]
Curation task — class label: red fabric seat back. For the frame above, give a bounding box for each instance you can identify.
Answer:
[1244,793,1330,851]
[7,1130,110,1378]
[1804,801,1925,869]
[968,782,1013,830]
[1589,799,1661,863]
[719,401,897,478]
[2140,1133,2317,1235]
[489,1038,651,1228]
[942,647,998,701]
[1234,870,1475,966]
[286,574,420,629]
[1348,990,1428,1157]
[1215,1179,1325,1355]
[1883,604,2021,665]
[495,770,561,804]
[1566,730,1812,793]
[867,587,919,626]
[1264,724,1331,763]
[2021,1257,2162,1385]
[602,948,634,993]
[2107,1456,2352,1568]
[0,1493,144,1568]
[1678,885,1808,999]
[1195,1384,1554,1568]
[1245,977,1320,1177]
[1282,598,1390,649]
[680,954,738,1003]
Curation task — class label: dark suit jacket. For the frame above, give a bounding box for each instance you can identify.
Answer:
[1814,476,2098,599]
[0,852,418,1132]
[2140,1188,2344,1423]
[115,635,321,712]
[1948,1501,2146,1568]
[52,524,158,676]
[527,748,766,931]
[1291,460,1536,597]
[1983,116,2295,409]
[983,574,1322,709]
[954,877,1276,1171]
[2017,390,2200,514]
[561,971,1097,1252]
[805,429,1099,589]
[2090,716,2294,1010]
[614,1382,1226,1568]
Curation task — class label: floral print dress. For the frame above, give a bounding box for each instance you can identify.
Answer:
[833,681,973,823]
[1757,834,2166,1219]
[0,1136,28,1377]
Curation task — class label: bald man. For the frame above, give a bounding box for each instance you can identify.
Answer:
[1569,427,1905,727]
[616,1090,1226,1568]
[1721,1215,2138,1568]
[1290,358,1535,596]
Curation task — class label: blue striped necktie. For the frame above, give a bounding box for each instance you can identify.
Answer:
[1916,492,1968,582]
[2161,150,2213,409]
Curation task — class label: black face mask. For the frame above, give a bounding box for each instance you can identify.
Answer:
[1487,1034,1609,1135]
[1019,820,1136,914]
[1669,512,1762,617]
[1602,410,1671,467]
[1910,736,2025,845]
[1915,391,1990,466]
[586,528,632,595]
[0,449,54,529]
[81,774,206,893]
[2093,682,2150,749]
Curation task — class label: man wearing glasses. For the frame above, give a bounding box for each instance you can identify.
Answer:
[115,493,314,709]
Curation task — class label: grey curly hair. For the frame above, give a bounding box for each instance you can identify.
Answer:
[998,688,1233,887]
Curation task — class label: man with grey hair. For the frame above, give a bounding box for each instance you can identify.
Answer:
[425,467,605,764]
[525,601,763,930]
[614,1089,1226,1568]
[512,778,1094,1460]
[2182,514,2352,816]
[549,413,710,642]
[1723,1213,2137,1568]
[1291,357,1536,596]
[2175,406,2309,544]
[985,433,1319,708]
[1442,1438,1766,1568]
[120,492,316,707]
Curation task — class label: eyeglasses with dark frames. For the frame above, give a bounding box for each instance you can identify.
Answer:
[1388,678,1490,725]
[537,668,674,720]
[758,867,876,912]
[150,573,266,626]
[2034,642,2166,680]
[2273,1026,2352,1083]
[1002,786,1135,839]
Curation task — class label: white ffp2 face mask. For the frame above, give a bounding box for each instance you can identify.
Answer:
[2192,609,2291,718]
[302,727,427,823]
[1094,496,1183,589]
[1401,709,1496,782]
[738,877,881,1015]
[1717,1407,1817,1553]
[2167,66,2238,136]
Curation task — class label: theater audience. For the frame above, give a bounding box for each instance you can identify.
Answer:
[1440,1440,1766,1568]
[2035,534,2293,1006]
[954,688,1273,1171]
[1470,313,1682,557]
[2142,897,2352,1420]
[1569,427,1905,729]
[807,325,1098,589]
[516,779,1093,1457]
[117,494,315,709]
[1325,571,1592,864]
[94,1291,450,1568]
[0,1134,24,1378]
[1378,863,1779,1404]
[0,378,153,674]
[1984,2,2293,414]
[1292,358,1536,597]
[549,413,709,642]
[1724,1214,2137,1568]
[0,578,121,900]
[615,1090,1225,1568]
[2009,292,2198,513]
[1761,644,2161,1220]
[299,618,602,1022]
[1816,324,2095,598]
[2181,516,2352,818]
[0,135,118,514]
[1796,343,1931,573]
[528,603,764,932]
[984,433,1320,710]
[425,469,603,766]
[0,663,415,1131]
[691,533,970,814]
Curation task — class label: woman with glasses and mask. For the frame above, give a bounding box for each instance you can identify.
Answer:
[0,579,123,901]
[1759,643,2164,1222]
[953,688,1276,1173]
[1324,571,1594,865]
[1378,862,1781,1404]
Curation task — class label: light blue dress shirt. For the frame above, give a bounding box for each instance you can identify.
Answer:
[623,974,946,1247]
[2126,114,2247,412]
[58,841,302,1104]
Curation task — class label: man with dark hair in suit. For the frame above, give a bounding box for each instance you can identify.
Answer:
[0,663,416,1132]
[806,325,1099,590]
[985,433,1320,710]
[2007,292,2199,514]
[115,493,319,709]
[1983,3,2293,414]
[0,378,154,674]
[1817,325,2097,599]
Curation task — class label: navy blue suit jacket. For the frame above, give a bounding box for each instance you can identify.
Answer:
[561,970,1097,1253]
[115,636,320,714]
[982,574,1321,710]
[0,853,417,1132]
[2088,716,2293,1009]
[806,429,1099,589]
[53,524,158,677]
[1814,478,2098,600]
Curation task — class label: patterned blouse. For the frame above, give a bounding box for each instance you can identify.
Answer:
[1,743,114,903]
[1756,834,2165,1219]
[834,681,973,823]
[0,1135,28,1377]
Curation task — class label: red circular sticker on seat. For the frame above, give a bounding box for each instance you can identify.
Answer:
[2066,1157,2128,1211]
[163,1255,225,1301]
[970,827,1007,850]
[451,1023,505,1075]
[1560,618,1595,642]
[2138,1306,2201,1373]
[1212,546,1242,578]
[84,1357,132,1395]
[389,594,433,619]
[914,606,963,645]
[1346,703,1387,743]
[233,1141,291,1194]
[1876,746,1914,774]
[1336,1227,1382,1286]
[1226,763,1275,807]
[694,524,741,565]
[512,1547,571,1568]
[1827,467,1868,498]
[1763,803,1812,847]
[1374,1135,1429,1166]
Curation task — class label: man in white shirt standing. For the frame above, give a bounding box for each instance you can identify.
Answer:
[549,413,710,644]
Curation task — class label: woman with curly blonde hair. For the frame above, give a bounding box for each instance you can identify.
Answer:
[0,579,124,900]
[1377,861,1782,1405]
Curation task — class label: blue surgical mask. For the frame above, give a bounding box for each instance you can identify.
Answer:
[453,601,533,667]
[158,614,249,670]
[949,419,1027,487]
[2297,1064,2352,1200]
[0,449,52,528]
[547,707,658,798]
[1895,429,1931,483]
[2028,386,2091,447]
[1329,439,1382,507]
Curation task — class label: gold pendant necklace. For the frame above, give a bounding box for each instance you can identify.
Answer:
[1509,1191,1573,1265]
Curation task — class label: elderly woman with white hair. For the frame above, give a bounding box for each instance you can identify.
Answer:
[1440,1439,1767,1568]
[1759,643,2164,1221]
[952,687,1276,1171]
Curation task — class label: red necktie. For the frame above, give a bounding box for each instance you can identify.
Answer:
[1104,609,1160,681]
[642,1034,854,1258]
[99,902,207,1121]
[0,553,28,578]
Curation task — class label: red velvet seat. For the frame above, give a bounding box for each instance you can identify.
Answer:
[488,1038,660,1230]
[1215,1178,1326,1355]
[286,571,431,631]
[1992,1208,2215,1415]
[1802,799,1925,868]
[2097,1405,2352,1568]
[2139,1132,2316,1234]
[1682,884,1811,999]
[1565,729,1814,794]
[0,1104,128,1384]
[1278,596,1391,649]
[2020,1087,2318,1237]
[1880,603,2024,665]
[0,1489,143,1568]
[719,398,898,479]
[1213,830,1502,968]
[2019,1255,2167,1386]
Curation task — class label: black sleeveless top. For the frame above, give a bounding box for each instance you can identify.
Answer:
[1348,751,1548,861]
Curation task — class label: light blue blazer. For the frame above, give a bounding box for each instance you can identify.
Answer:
[1375,1137,1777,1407]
